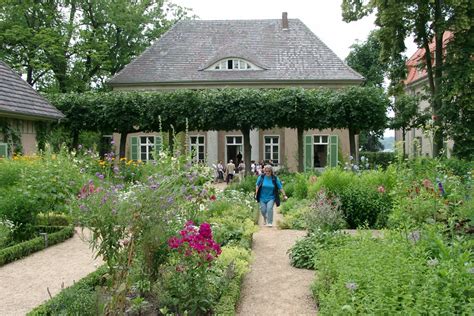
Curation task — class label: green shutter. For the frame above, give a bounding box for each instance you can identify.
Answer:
[304,135,313,172]
[328,135,339,168]
[0,143,7,158]
[154,136,162,160]
[131,136,138,161]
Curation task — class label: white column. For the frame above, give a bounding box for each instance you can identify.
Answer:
[207,130,218,167]
[250,129,259,162]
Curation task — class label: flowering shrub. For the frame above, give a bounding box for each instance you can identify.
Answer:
[306,190,346,232]
[168,221,222,262]
[159,221,222,314]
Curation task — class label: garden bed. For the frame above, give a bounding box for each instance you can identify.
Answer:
[0,226,74,266]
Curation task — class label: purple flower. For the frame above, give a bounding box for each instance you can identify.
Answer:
[167,197,174,204]
[111,140,115,145]
[95,172,104,180]
[113,167,119,174]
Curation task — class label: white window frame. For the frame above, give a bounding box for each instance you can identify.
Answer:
[225,135,243,163]
[313,135,329,145]
[263,135,280,164]
[189,135,205,163]
[207,58,262,71]
[139,136,155,161]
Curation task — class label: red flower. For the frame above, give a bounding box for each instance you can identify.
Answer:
[210,194,217,201]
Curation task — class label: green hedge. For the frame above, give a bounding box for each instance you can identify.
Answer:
[0,226,74,266]
[28,265,108,315]
[36,213,71,226]
[360,151,396,169]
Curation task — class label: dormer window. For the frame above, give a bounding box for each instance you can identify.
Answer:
[207,58,263,71]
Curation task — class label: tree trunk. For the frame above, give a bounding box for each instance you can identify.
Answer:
[297,128,304,172]
[119,132,128,159]
[432,1,444,157]
[71,131,79,150]
[402,127,406,158]
[242,127,252,176]
[349,128,356,161]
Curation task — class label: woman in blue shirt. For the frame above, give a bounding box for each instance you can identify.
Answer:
[255,165,288,227]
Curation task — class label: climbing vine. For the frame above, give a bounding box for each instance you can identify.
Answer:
[0,118,23,156]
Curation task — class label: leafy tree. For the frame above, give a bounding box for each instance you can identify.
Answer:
[329,87,389,159]
[342,0,473,157]
[202,89,272,174]
[345,30,386,88]
[272,88,330,172]
[0,0,190,92]
[346,30,390,153]
[390,94,421,157]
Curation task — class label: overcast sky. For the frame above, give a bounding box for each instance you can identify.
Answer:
[174,0,417,61]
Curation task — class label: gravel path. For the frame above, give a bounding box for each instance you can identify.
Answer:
[0,228,102,316]
[236,207,318,316]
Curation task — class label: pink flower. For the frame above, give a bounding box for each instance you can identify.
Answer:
[199,222,212,239]
[377,186,385,193]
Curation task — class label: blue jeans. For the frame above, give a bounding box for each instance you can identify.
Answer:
[259,200,274,224]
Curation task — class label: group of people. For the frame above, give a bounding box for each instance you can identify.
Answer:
[214,156,287,228]
[215,158,245,184]
[250,159,274,176]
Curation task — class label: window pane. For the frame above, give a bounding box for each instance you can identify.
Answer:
[190,137,196,144]
[265,137,271,144]
[236,136,242,143]
[147,137,154,144]
[198,137,204,144]
[274,145,279,152]
[226,136,233,144]
[227,60,233,69]
[141,152,147,160]
[322,136,328,143]
[273,152,278,160]
[140,136,147,143]
[265,153,271,160]
[313,136,319,144]
[272,137,279,144]
[265,145,271,153]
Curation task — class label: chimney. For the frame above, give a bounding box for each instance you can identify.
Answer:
[282,12,288,30]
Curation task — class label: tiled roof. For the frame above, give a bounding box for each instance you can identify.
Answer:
[405,31,453,85]
[0,61,64,120]
[109,19,364,85]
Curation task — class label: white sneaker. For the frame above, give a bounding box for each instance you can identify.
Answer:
[266,223,273,227]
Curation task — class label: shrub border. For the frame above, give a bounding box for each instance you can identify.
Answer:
[0,226,74,266]
[27,265,107,315]
[214,234,253,315]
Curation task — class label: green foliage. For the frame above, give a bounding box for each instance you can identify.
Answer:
[388,157,473,230]
[313,230,473,314]
[306,190,346,232]
[342,0,473,158]
[346,30,386,87]
[0,1,190,92]
[278,198,311,230]
[213,246,252,315]
[226,175,257,193]
[36,213,71,227]
[0,159,22,187]
[359,151,396,170]
[28,265,108,316]
[309,168,355,197]
[288,231,351,270]
[293,173,308,199]
[338,184,392,229]
[0,186,38,242]
[0,226,74,266]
